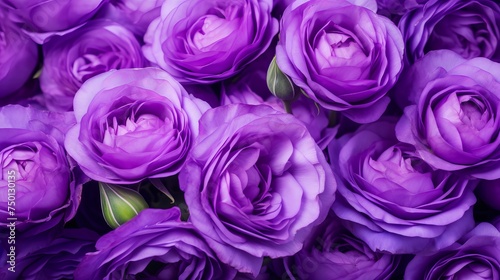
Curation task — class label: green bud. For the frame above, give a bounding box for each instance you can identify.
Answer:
[99,182,148,229]
[267,56,296,101]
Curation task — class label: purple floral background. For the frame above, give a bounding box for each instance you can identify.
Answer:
[1,0,500,279]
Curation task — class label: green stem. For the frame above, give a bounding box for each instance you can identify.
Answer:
[283,100,293,114]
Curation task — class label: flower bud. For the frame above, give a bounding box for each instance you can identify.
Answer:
[267,56,297,101]
[99,182,148,229]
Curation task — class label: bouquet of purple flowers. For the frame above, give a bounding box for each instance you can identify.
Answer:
[1,0,500,279]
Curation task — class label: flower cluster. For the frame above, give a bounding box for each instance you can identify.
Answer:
[1,0,500,279]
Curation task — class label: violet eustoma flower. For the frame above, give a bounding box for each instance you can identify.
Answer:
[75,208,238,280]
[329,118,477,254]
[64,68,209,184]
[396,50,500,179]
[3,0,107,34]
[2,229,99,280]
[143,0,278,83]
[40,19,147,111]
[279,212,400,280]
[180,104,336,276]
[405,223,500,280]
[276,0,404,123]
[99,0,165,35]
[0,8,38,98]
[0,105,81,240]
[399,0,500,64]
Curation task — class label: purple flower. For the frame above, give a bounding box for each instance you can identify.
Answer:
[399,0,500,64]
[395,50,500,179]
[0,105,81,239]
[1,229,99,280]
[40,20,147,111]
[98,0,166,35]
[179,104,336,275]
[278,212,400,280]
[0,8,38,98]
[405,223,500,279]
[3,0,107,34]
[143,0,278,84]
[74,208,238,280]
[276,0,404,123]
[64,68,210,184]
[329,118,477,254]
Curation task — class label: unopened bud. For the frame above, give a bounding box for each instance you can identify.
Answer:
[267,56,297,101]
[99,182,148,229]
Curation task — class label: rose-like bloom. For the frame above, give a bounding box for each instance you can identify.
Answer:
[0,9,38,98]
[1,229,99,280]
[143,0,278,84]
[98,0,165,35]
[329,118,477,254]
[405,223,500,279]
[396,50,500,179]
[278,212,400,280]
[0,105,81,241]
[2,0,107,34]
[40,20,147,111]
[399,0,500,64]
[74,208,238,280]
[180,104,336,275]
[276,0,404,123]
[64,68,209,184]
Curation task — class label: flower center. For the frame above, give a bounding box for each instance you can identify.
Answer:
[191,5,242,51]
[103,110,165,148]
[326,32,358,59]
[313,22,368,81]
[362,143,439,208]
[460,99,488,131]
[368,145,433,187]
[1,141,60,185]
[433,90,494,150]
[2,144,38,181]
